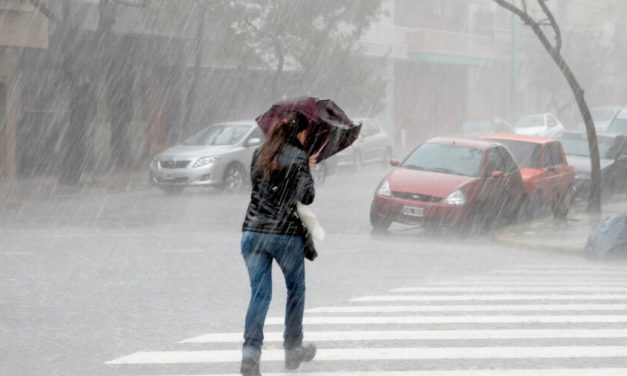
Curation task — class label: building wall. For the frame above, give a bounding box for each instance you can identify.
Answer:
[0,0,48,179]
[363,0,513,152]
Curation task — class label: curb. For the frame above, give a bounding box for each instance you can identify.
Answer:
[0,174,154,206]
[491,229,584,257]
[491,217,587,257]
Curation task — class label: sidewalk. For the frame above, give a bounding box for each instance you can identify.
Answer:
[493,196,627,256]
[0,170,151,207]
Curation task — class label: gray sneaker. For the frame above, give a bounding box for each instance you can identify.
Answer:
[241,347,261,376]
[285,343,316,370]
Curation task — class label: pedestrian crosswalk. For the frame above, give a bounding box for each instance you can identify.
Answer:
[105,264,627,375]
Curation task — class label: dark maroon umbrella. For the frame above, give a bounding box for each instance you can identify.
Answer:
[255,97,361,163]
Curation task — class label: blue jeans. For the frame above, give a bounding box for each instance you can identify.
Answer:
[241,231,306,351]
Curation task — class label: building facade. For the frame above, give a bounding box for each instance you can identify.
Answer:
[0,0,49,179]
[359,0,513,153]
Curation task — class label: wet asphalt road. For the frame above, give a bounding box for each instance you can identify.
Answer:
[1,165,622,376]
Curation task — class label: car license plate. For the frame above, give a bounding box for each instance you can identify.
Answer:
[403,206,424,217]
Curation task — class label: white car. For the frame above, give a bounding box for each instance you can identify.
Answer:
[607,108,627,135]
[335,118,393,169]
[149,121,263,194]
[588,106,622,132]
[513,113,564,138]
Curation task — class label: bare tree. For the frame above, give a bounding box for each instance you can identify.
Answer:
[181,0,208,135]
[495,0,601,213]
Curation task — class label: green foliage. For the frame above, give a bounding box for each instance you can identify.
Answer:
[228,0,386,114]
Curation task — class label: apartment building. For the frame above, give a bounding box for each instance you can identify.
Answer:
[4,0,200,178]
[360,0,513,151]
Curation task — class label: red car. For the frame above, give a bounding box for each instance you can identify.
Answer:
[483,134,575,218]
[370,137,527,231]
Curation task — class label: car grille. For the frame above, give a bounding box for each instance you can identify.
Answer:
[155,177,188,184]
[392,191,441,203]
[159,160,190,169]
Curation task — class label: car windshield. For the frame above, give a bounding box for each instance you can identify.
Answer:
[559,135,613,159]
[183,124,251,146]
[490,139,541,168]
[591,108,619,122]
[402,143,483,177]
[515,115,545,128]
[608,118,627,135]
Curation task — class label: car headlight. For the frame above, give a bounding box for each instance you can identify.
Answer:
[377,179,392,197]
[192,156,219,168]
[444,189,466,205]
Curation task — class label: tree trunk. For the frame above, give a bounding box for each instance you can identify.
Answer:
[182,1,207,136]
[527,24,602,213]
[494,0,602,213]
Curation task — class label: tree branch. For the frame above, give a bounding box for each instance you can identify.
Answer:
[28,0,60,24]
[537,0,562,51]
[494,0,529,24]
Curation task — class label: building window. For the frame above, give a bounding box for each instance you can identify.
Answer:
[433,1,443,16]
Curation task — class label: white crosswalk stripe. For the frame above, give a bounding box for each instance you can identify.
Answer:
[107,346,627,364]
[105,264,627,375]
[129,370,627,376]
[351,293,627,302]
[306,303,627,313]
[181,329,627,343]
[391,287,627,292]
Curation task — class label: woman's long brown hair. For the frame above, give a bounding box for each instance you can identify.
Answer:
[255,111,308,178]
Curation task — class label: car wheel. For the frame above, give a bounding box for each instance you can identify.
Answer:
[160,186,185,194]
[551,188,571,219]
[312,163,326,185]
[512,195,528,223]
[222,164,246,193]
[353,151,363,171]
[525,191,544,219]
[602,177,615,201]
[370,203,391,231]
[469,201,490,233]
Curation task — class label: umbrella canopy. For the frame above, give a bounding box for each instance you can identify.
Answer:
[255,97,361,163]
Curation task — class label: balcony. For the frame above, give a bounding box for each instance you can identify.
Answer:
[0,0,48,49]
[0,0,34,11]
[361,23,511,64]
[407,28,509,64]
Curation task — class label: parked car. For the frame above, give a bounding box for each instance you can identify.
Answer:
[587,106,623,132]
[607,108,627,135]
[458,117,512,136]
[335,118,393,169]
[149,121,263,193]
[369,137,526,231]
[557,131,627,201]
[149,121,334,193]
[513,113,564,138]
[483,134,574,218]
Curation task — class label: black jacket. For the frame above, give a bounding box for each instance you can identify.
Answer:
[242,140,315,236]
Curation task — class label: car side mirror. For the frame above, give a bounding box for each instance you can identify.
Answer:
[389,159,400,167]
[491,170,504,178]
[247,137,262,147]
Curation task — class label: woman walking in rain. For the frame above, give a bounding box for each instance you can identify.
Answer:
[240,111,317,376]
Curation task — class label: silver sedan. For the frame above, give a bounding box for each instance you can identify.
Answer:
[149,121,263,193]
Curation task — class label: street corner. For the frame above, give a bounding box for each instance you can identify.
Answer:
[492,213,597,256]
